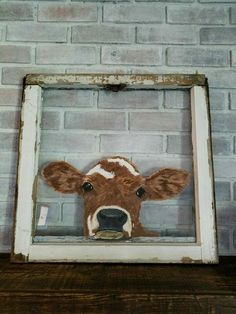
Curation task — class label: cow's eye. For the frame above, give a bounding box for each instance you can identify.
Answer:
[136,187,145,198]
[82,182,93,192]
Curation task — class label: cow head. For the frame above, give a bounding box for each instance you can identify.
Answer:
[42,156,190,240]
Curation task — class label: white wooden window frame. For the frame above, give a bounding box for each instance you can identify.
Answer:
[12,74,218,264]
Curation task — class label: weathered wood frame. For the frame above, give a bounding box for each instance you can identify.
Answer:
[12,74,218,263]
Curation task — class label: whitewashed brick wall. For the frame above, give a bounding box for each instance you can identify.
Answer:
[0,0,235,255]
[35,88,194,239]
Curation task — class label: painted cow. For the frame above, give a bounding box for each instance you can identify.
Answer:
[42,156,189,240]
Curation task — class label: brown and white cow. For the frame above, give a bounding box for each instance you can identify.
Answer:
[42,156,190,240]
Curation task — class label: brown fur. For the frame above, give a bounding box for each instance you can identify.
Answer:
[42,156,190,238]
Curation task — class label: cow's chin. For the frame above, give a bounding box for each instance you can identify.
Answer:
[87,205,132,240]
[94,230,126,240]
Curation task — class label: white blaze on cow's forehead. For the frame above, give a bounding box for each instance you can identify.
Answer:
[86,164,115,179]
[107,158,140,176]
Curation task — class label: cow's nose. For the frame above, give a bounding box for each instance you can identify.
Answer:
[97,208,128,232]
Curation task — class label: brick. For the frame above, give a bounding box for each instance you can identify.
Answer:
[0,178,16,201]
[132,156,193,176]
[212,136,232,155]
[104,4,165,23]
[217,205,236,225]
[41,111,60,130]
[0,27,3,41]
[167,7,227,25]
[130,112,190,132]
[0,88,22,106]
[0,153,17,175]
[167,47,229,67]
[230,178,236,197]
[215,182,231,202]
[102,46,162,65]
[217,227,230,253]
[38,153,65,170]
[7,24,67,42]
[66,65,129,75]
[137,25,197,44]
[140,204,193,228]
[231,8,236,24]
[167,135,192,155]
[2,67,64,85]
[164,90,190,109]
[163,227,195,238]
[207,70,236,88]
[234,137,236,153]
[72,25,134,43]
[214,159,236,178]
[0,111,20,129]
[0,45,31,63]
[35,203,61,226]
[209,90,226,110]
[230,91,236,109]
[62,202,84,226]
[200,0,236,2]
[99,90,163,109]
[0,3,33,20]
[212,113,236,132]
[200,28,236,44]
[100,134,163,153]
[177,181,194,202]
[66,157,103,173]
[232,49,236,66]
[233,229,236,251]
[36,45,96,65]
[0,133,18,152]
[64,112,126,130]
[136,0,194,2]
[43,89,96,108]
[37,177,77,201]
[0,225,12,248]
[38,3,97,22]
[37,177,63,199]
[40,133,97,153]
[72,0,129,1]
[0,202,13,226]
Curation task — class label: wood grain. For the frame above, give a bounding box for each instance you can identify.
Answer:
[0,255,235,313]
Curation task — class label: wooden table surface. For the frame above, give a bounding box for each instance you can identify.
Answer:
[0,254,235,313]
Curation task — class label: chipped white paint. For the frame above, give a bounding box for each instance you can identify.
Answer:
[86,164,115,179]
[13,85,42,258]
[191,86,218,263]
[107,158,140,177]
[28,245,202,263]
[25,74,206,88]
[12,74,217,264]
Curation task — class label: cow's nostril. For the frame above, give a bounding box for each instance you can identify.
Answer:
[97,208,128,232]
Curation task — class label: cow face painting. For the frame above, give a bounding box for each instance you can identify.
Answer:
[42,156,190,240]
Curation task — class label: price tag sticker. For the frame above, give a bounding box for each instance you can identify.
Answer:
[38,206,48,226]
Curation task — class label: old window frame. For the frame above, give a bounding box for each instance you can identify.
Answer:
[12,74,218,263]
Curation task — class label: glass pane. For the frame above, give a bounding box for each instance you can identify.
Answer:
[34,87,195,243]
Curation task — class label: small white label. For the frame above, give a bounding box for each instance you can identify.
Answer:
[38,206,48,226]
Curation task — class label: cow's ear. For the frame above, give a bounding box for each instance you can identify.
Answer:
[144,168,190,200]
[41,161,84,194]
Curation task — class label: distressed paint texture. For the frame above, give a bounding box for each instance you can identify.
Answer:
[0,0,234,255]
